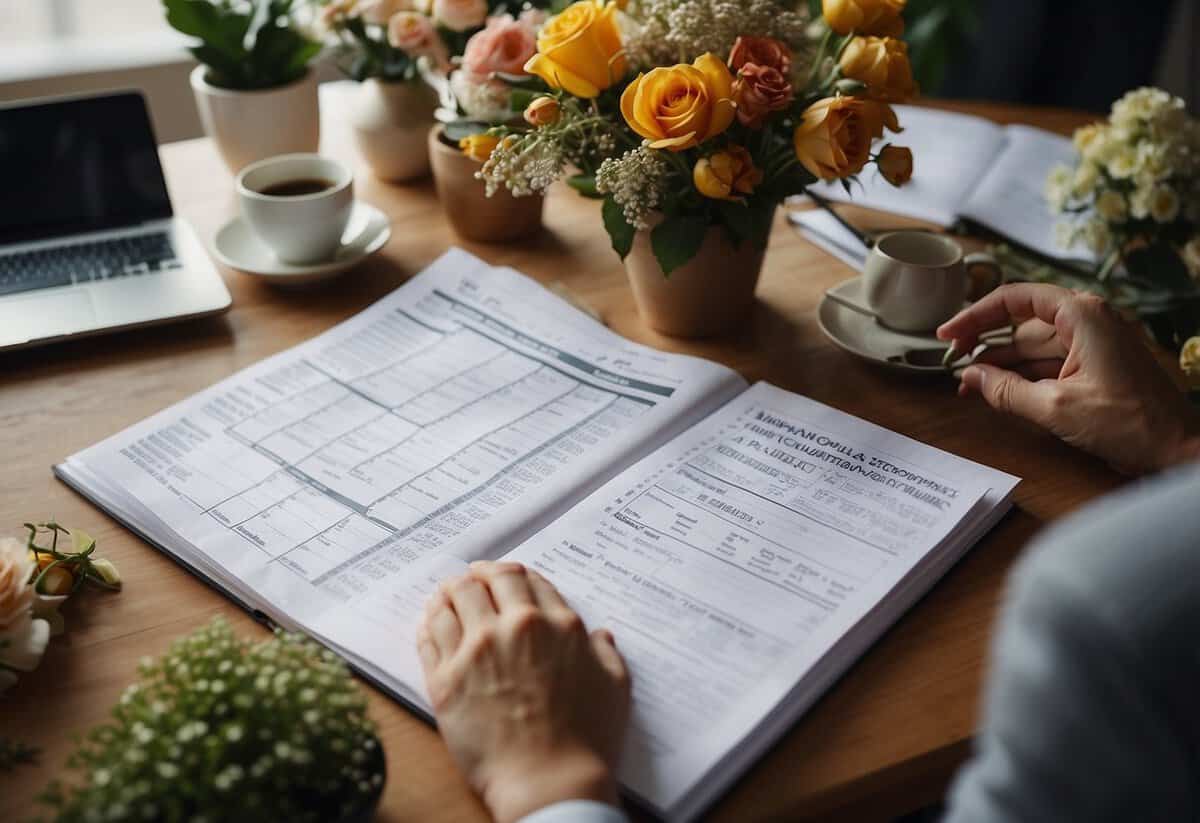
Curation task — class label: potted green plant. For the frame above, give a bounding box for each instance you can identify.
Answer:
[166,0,324,173]
[38,617,385,823]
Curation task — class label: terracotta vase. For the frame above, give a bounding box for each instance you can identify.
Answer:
[190,66,320,175]
[428,126,545,243]
[624,216,770,338]
[350,78,439,183]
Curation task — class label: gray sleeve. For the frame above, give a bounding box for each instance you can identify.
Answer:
[516,801,629,823]
[943,465,1200,823]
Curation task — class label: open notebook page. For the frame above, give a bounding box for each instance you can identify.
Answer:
[498,382,1019,820]
[958,124,1095,262]
[805,105,1009,225]
[57,249,746,700]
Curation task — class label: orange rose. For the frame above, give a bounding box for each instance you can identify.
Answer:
[823,0,906,36]
[733,63,794,128]
[876,145,913,186]
[620,53,735,151]
[693,146,763,200]
[838,36,918,103]
[793,96,900,180]
[523,96,562,126]
[728,36,792,74]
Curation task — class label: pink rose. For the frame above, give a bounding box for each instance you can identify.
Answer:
[388,11,451,70]
[461,15,538,83]
[432,0,487,32]
[0,537,49,690]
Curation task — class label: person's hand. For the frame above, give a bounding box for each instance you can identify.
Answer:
[417,561,631,823]
[937,283,1200,475]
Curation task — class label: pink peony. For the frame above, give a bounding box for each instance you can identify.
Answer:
[461,14,538,83]
[432,0,487,32]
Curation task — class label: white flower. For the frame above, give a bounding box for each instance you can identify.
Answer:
[1180,336,1200,377]
[1044,164,1073,212]
[0,536,50,688]
[1111,86,1172,127]
[1080,218,1112,255]
[1053,220,1076,250]
[1072,162,1099,198]
[1130,184,1153,220]
[1148,184,1181,223]
[1183,236,1200,278]
[449,71,514,122]
[1094,189,1128,223]
[1106,146,1139,179]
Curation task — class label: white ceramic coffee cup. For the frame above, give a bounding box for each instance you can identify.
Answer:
[862,231,1002,332]
[236,153,354,265]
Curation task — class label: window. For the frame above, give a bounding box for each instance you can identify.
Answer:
[0,0,186,81]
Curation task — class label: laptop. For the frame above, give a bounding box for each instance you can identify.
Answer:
[0,90,231,351]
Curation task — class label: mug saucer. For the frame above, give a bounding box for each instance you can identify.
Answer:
[818,276,959,374]
[212,201,391,285]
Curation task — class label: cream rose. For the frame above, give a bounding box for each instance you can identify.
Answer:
[0,536,50,690]
[359,0,413,25]
[432,0,487,32]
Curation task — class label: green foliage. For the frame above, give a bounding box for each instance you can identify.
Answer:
[602,196,636,259]
[39,617,383,823]
[903,0,978,96]
[651,214,710,276]
[164,0,322,90]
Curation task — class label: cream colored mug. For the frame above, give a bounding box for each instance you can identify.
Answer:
[862,231,1002,332]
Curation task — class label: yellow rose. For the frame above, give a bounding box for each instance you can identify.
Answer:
[793,96,900,180]
[620,53,736,151]
[694,146,763,201]
[460,133,501,162]
[876,144,912,186]
[823,0,906,36]
[523,0,626,99]
[838,36,917,103]
[524,96,561,127]
[1181,336,1200,378]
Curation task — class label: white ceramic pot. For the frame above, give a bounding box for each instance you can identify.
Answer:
[350,78,439,183]
[190,66,320,175]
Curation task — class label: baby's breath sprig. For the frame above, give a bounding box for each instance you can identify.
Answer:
[39,617,383,823]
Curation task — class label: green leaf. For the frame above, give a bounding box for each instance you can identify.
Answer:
[602,197,636,260]
[1125,243,1194,294]
[651,214,709,276]
[567,174,601,198]
[717,199,775,249]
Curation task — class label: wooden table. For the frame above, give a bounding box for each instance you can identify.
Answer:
[1,97,1125,822]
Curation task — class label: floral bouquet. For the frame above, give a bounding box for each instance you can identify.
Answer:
[1006,87,1200,378]
[476,0,917,304]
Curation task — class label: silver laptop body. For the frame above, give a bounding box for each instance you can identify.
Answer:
[0,91,231,351]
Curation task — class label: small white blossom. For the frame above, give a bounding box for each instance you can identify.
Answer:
[596,143,672,230]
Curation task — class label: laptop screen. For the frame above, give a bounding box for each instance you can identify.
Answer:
[0,92,173,245]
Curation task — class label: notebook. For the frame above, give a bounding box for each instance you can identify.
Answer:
[800,105,1094,264]
[57,249,1019,822]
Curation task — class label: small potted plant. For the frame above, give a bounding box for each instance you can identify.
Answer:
[38,617,385,822]
[166,0,323,174]
[429,8,548,242]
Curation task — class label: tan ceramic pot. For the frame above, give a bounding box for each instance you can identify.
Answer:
[624,216,769,338]
[350,78,438,183]
[428,126,544,244]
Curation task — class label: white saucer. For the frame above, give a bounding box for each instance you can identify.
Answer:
[818,277,960,374]
[212,202,391,285]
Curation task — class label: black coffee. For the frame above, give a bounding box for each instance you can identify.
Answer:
[258,178,335,197]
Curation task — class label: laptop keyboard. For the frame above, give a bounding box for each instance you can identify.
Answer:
[0,231,183,297]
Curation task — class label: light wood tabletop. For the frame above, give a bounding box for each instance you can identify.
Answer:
[1,92,1127,822]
